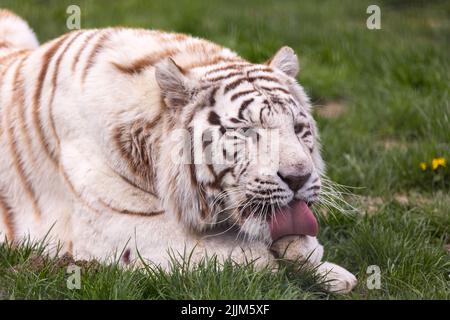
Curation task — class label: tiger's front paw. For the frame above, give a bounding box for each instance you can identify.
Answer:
[317,262,357,294]
[270,235,323,265]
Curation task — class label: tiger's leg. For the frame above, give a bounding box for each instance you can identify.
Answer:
[70,201,276,270]
[271,235,357,293]
[188,231,277,270]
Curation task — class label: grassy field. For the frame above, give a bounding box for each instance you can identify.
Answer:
[0,0,449,299]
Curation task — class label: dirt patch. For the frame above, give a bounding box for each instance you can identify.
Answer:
[53,253,101,273]
[74,259,102,273]
[53,253,76,269]
[380,139,409,151]
[357,196,384,215]
[316,101,346,119]
[395,191,447,207]
[347,195,386,215]
[315,195,383,216]
[394,194,409,206]
[428,19,445,29]
[8,252,101,275]
[7,254,45,274]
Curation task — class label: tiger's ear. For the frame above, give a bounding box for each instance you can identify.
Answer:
[267,46,299,78]
[155,58,193,108]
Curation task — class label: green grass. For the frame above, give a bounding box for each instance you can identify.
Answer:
[1,0,449,299]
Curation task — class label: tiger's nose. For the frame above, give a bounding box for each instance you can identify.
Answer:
[277,172,311,192]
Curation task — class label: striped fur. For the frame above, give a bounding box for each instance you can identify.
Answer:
[0,10,352,280]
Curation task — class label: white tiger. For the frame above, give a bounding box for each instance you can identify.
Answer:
[0,9,356,293]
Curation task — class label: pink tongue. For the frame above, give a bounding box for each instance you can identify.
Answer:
[269,201,318,241]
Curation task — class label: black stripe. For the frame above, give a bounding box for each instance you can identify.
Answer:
[208,86,219,106]
[240,160,250,176]
[256,180,279,186]
[204,63,247,76]
[224,77,248,94]
[207,71,242,82]
[259,107,265,125]
[230,117,243,123]
[238,98,254,119]
[202,131,213,151]
[246,66,273,74]
[230,89,257,101]
[260,86,290,94]
[248,76,279,84]
[246,187,285,195]
[208,111,221,126]
[301,130,312,138]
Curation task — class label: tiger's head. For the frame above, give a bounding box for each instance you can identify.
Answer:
[156,47,324,244]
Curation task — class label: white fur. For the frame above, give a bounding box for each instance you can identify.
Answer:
[0,10,39,50]
[0,11,356,293]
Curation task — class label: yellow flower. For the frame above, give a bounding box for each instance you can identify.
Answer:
[420,162,427,171]
[431,157,446,170]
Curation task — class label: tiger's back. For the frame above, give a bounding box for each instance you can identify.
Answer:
[0,9,244,250]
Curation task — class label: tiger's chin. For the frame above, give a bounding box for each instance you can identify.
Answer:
[238,216,272,243]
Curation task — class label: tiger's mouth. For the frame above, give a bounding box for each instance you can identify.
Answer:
[240,200,318,241]
[239,200,319,241]
[267,200,318,241]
